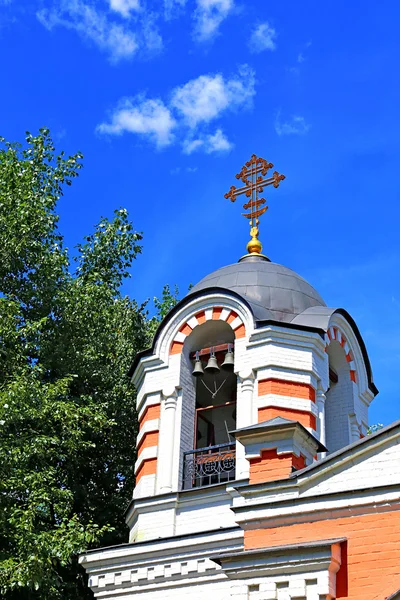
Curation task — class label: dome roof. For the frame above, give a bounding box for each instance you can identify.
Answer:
[189,255,326,323]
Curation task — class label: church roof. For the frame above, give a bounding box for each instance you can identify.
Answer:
[189,254,326,323]
[290,419,400,479]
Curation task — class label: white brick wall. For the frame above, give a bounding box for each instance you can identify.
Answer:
[300,434,400,497]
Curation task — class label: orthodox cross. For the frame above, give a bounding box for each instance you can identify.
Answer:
[224,154,285,256]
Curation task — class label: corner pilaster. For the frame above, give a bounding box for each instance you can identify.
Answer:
[157,386,179,494]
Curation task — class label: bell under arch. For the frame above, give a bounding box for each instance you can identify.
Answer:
[178,319,238,489]
[183,319,235,354]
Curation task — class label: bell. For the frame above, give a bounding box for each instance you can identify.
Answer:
[221,348,234,370]
[205,351,220,374]
[192,353,204,377]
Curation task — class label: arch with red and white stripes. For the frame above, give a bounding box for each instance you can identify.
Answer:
[325,326,357,383]
[169,306,246,355]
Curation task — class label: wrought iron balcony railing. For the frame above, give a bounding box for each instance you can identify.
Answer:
[182,442,236,490]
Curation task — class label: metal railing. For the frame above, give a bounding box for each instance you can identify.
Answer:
[182,442,236,490]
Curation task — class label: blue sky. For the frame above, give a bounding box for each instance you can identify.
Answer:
[1,0,399,425]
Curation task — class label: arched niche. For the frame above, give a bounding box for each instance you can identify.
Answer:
[178,319,237,488]
[325,340,354,452]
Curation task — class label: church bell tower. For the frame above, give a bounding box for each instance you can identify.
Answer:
[126,154,376,542]
[80,155,388,600]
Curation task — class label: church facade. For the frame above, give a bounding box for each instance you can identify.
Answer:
[80,156,400,600]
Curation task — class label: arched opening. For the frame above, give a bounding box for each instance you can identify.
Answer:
[180,320,237,489]
[325,340,353,453]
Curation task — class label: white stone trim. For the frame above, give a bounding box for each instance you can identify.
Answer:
[137,392,162,420]
[257,367,317,388]
[174,331,186,343]
[220,308,231,321]
[233,488,400,528]
[230,316,243,330]
[205,307,213,321]
[257,395,317,415]
[135,446,158,473]
[187,315,199,330]
[136,419,160,447]
[133,474,156,500]
[79,527,244,570]
[215,539,342,600]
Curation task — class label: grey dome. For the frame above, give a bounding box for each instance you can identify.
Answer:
[190,255,326,323]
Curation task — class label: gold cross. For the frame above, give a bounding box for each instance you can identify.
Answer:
[224,154,285,256]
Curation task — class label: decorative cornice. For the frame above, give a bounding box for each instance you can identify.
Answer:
[212,538,344,580]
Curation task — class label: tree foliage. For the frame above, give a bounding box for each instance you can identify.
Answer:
[147,284,180,340]
[0,130,151,598]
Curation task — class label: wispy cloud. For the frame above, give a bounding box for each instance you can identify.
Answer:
[170,166,198,175]
[141,12,163,53]
[37,0,138,62]
[109,0,140,18]
[97,96,176,147]
[164,0,187,20]
[183,128,233,154]
[249,21,277,53]
[193,0,234,42]
[274,110,310,136]
[98,64,253,154]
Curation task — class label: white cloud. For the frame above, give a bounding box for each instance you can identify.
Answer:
[98,66,254,155]
[171,64,255,127]
[183,129,233,154]
[274,111,311,136]
[97,96,176,148]
[193,0,234,42]
[249,21,277,53]
[183,139,204,154]
[109,0,140,18]
[206,128,233,152]
[37,0,138,62]
[297,52,305,63]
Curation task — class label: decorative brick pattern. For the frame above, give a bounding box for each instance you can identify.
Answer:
[258,407,316,431]
[136,458,157,484]
[137,432,159,456]
[258,379,316,402]
[169,306,246,355]
[139,404,161,426]
[137,405,161,478]
[89,557,220,590]
[325,326,357,383]
[257,379,317,432]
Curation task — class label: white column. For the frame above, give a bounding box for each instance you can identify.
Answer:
[157,386,179,493]
[350,414,361,443]
[317,384,327,458]
[236,370,255,479]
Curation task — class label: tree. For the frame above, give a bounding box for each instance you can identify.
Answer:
[147,284,180,340]
[0,130,151,598]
